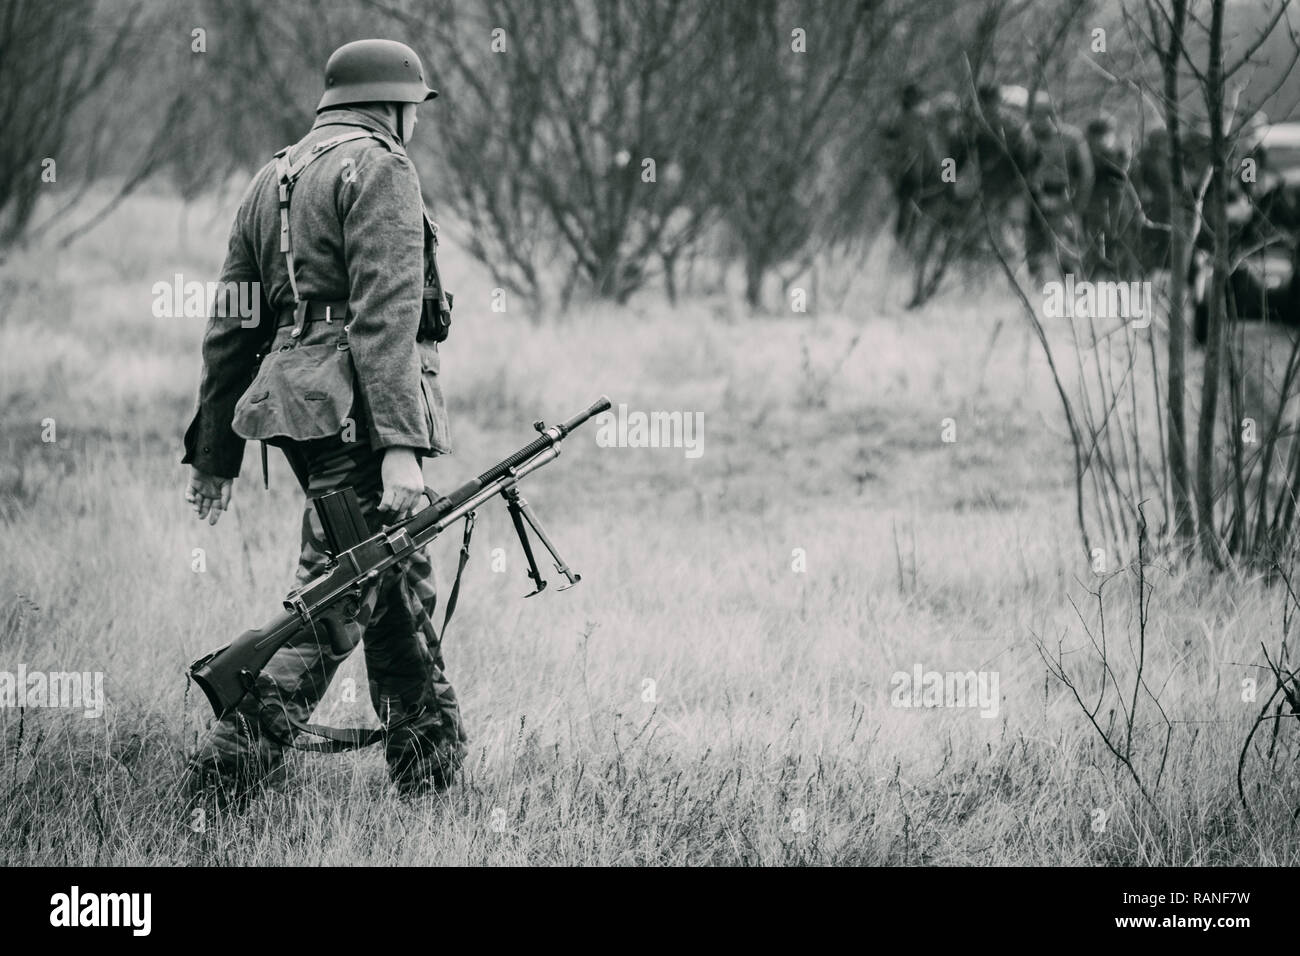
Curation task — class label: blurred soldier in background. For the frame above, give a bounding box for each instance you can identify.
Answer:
[901,85,1040,302]
[883,83,935,250]
[1026,91,1093,281]
[1083,115,1115,164]
[1244,133,1300,236]
[1082,116,1150,278]
[903,90,969,302]
[967,83,1038,271]
[929,91,966,177]
[1132,126,1172,270]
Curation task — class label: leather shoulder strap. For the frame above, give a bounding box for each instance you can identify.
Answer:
[281,129,383,189]
[274,128,390,305]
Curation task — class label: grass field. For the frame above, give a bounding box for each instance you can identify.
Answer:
[0,187,1297,865]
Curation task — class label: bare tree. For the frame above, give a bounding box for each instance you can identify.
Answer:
[1193,0,1232,563]
[714,0,903,310]
[1150,0,1196,545]
[371,0,753,310]
[0,0,146,248]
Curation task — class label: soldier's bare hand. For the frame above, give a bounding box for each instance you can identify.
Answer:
[380,447,424,518]
[186,468,233,526]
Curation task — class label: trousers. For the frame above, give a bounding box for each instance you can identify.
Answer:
[186,429,468,800]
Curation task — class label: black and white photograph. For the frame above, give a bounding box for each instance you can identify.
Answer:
[0,0,1296,927]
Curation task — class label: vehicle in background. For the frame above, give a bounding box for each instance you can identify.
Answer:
[1192,122,1300,344]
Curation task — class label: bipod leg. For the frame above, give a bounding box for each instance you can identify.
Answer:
[504,485,547,597]
[512,490,582,591]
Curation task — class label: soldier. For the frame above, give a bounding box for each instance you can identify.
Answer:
[1245,136,1300,237]
[1132,126,1172,270]
[924,91,972,206]
[180,39,467,806]
[1083,114,1114,161]
[1026,91,1093,281]
[928,91,966,183]
[1082,116,1150,278]
[904,91,970,301]
[968,83,1038,270]
[882,83,934,250]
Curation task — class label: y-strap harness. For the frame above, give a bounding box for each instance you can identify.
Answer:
[256,127,475,754]
[257,126,394,489]
[274,126,394,332]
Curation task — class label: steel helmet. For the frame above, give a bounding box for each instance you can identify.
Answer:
[317,39,437,112]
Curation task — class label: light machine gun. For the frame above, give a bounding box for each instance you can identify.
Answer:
[189,395,612,720]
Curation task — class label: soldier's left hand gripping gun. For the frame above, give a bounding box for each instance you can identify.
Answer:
[189,395,612,719]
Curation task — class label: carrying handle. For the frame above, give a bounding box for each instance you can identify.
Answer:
[385,485,446,533]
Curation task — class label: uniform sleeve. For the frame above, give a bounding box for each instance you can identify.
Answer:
[181,193,271,478]
[340,148,430,454]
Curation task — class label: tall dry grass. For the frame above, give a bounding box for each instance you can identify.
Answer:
[0,186,1296,864]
